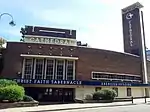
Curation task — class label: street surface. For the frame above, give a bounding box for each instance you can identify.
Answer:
[55,104,150,112]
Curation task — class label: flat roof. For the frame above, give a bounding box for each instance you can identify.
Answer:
[122,2,143,14]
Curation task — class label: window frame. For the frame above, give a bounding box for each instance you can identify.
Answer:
[44,59,55,80]
[33,58,45,79]
[22,58,33,79]
[127,88,132,97]
[66,60,75,80]
[55,59,65,80]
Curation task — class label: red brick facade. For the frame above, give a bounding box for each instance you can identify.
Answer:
[0,42,142,80]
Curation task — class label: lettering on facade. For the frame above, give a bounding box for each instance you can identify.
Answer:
[24,37,77,46]
[126,13,134,47]
[101,82,132,86]
[14,79,82,85]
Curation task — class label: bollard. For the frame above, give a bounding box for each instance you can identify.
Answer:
[131,96,134,104]
[145,96,147,103]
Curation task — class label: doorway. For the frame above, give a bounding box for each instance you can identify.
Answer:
[25,87,74,103]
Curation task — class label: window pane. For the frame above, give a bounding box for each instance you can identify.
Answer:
[66,61,74,80]
[35,59,44,79]
[24,58,33,79]
[92,72,141,82]
[127,88,132,96]
[56,60,64,80]
[46,60,54,79]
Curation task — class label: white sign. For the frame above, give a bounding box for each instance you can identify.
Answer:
[24,37,77,46]
[126,13,134,47]
[126,13,134,19]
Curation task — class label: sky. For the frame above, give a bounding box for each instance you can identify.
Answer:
[0,0,150,52]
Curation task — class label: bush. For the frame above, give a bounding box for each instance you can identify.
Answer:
[100,89,117,100]
[23,95,34,102]
[0,79,17,87]
[85,94,93,100]
[93,91,103,100]
[0,85,25,102]
[93,89,117,101]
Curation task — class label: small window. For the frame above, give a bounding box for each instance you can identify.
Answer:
[95,87,101,92]
[112,88,118,97]
[127,88,132,96]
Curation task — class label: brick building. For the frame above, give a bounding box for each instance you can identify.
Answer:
[0,25,150,102]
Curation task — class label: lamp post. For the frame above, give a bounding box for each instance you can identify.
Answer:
[0,13,16,48]
[0,13,16,26]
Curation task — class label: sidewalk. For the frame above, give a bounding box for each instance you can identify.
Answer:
[1,98,150,112]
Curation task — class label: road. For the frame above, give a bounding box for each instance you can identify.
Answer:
[55,104,150,112]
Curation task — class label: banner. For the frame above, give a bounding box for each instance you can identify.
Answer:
[13,79,149,87]
[122,8,142,56]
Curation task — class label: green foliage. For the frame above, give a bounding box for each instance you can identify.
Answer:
[85,94,93,100]
[0,85,25,102]
[23,95,34,102]
[0,79,17,87]
[0,38,6,48]
[93,89,117,100]
[93,91,103,100]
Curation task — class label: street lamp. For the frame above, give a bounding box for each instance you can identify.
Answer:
[0,13,16,26]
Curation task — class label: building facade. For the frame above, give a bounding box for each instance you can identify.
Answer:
[1,2,150,103]
[0,25,150,102]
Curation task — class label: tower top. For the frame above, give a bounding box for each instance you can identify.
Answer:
[122,2,143,14]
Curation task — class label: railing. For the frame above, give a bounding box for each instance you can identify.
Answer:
[115,96,149,104]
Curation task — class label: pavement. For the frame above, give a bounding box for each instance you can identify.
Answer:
[1,98,150,112]
[55,104,150,112]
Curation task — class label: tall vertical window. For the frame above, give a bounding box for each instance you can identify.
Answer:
[66,60,74,80]
[127,88,132,96]
[56,60,65,80]
[34,59,44,79]
[45,59,54,79]
[23,58,33,79]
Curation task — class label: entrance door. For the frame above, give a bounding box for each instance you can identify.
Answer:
[25,87,74,102]
[63,88,74,102]
[53,88,63,102]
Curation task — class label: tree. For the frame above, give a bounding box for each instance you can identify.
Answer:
[0,38,6,48]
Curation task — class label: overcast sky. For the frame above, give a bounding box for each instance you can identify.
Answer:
[0,0,150,52]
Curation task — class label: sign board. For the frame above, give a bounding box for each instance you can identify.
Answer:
[24,36,77,46]
[14,79,82,85]
[122,3,143,56]
[14,79,148,87]
[21,26,76,39]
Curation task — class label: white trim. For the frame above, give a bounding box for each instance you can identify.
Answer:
[63,60,65,80]
[22,58,25,78]
[92,77,142,82]
[20,54,78,60]
[52,59,55,79]
[55,60,57,79]
[140,10,148,84]
[91,71,141,77]
[73,60,76,80]
[65,60,68,80]
[33,58,36,79]
[44,59,47,79]
[42,59,45,79]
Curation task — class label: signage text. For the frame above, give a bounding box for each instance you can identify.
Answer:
[24,37,77,46]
